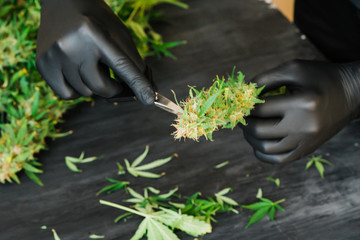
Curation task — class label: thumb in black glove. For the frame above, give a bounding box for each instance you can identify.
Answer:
[36,0,155,104]
[241,60,360,163]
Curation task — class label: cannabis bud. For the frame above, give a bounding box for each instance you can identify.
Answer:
[172,67,265,141]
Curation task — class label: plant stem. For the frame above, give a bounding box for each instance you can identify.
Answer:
[99,200,149,218]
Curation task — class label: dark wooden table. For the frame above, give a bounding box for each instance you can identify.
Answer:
[1,0,360,239]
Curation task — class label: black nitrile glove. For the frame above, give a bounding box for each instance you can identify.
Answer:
[36,0,155,104]
[241,60,360,163]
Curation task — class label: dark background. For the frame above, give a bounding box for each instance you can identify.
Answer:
[1,0,360,239]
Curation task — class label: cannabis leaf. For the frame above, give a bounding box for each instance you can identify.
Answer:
[266,177,280,187]
[182,190,239,223]
[305,155,333,178]
[124,146,176,178]
[214,188,239,207]
[242,197,285,228]
[125,187,179,210]
[65,152,98,172]
[99,200,211,239]
[96,178,129,196]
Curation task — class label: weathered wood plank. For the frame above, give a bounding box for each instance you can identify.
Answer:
[1,0,359,239]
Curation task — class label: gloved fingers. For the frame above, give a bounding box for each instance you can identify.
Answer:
[62,63,93,97]
[242,117,287,139]
[252,62,299,93]
[250,94,301,118]
[110,28,146,71]
[36,56,78,100]
[79,60,124,98]
[100,39,155,105]
[243,133,299,155]
[254,149,300,164]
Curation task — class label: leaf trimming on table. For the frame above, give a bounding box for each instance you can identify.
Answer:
[305,155,333,178]
[124,146,176,178]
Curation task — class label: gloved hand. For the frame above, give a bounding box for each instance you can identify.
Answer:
[36,0,155,104]
[241,60,360,163]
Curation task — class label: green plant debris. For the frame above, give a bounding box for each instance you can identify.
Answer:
[52,229,61,240]
[100,185,238,239]
[214,188,239,207]
[65,152,98,173]
[40,225,47,230]
[1,0,187,185]
[124,146,176,178]
[305,155,333,179]
[172,67,265,141]
[256,188,263,199]
[117,162,126,175]
[96,178,129,196]
[214,161,229,169]
[242,197,285,228]
[89,234,105,239]
[266,177,280,187]
[100,200,211,240]
[123,187,179,212]
[181,189,239,223]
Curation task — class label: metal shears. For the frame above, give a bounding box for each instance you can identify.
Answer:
[108,91,182,116]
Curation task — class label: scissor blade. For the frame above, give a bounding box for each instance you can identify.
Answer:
[154,93,183,115]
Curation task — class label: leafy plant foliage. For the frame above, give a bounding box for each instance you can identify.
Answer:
[65,152,98,172]
[124,145,176,178]
[305,155,333,179]
[96,178,129,196]
[266,177,280,187]
[242,197,285,228]
[172,67,265,141]
[0,0,187,185]
[99,186,239,239]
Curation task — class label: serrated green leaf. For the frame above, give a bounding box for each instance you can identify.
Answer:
[132,146,149,167]
[130,218,147,240]
[22,162,43,173]
[147,218,180,240]
[135,171,163,178]
[147,187,161,195]
[65,159,81,172]
[242,202,270,210]
[245,206,270,228]
[24,170,44,186]
[268,206,276,220]
[315,161,325,178]
[128,188,145,200]
[217,195,238,206]
[135,156,173,171]
[158,187,178,199]
[96,179,129,196]
[305,160,314,170]
[157,208,212,237]
[199,91,222,116]
[215,187,232,196]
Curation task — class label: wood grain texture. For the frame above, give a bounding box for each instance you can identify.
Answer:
[1,0,359,239]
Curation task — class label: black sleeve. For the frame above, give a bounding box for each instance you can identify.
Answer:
[295,0,360,63]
